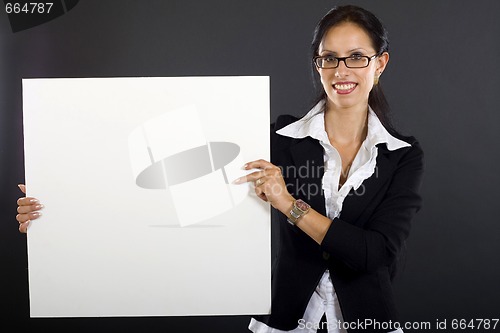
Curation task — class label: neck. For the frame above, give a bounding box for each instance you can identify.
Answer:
[324,100,369,146]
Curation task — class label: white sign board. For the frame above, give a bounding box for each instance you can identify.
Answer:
[22,77,271,317]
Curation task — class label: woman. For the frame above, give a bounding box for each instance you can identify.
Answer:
[17,5,423,333]
[235,5,424,333]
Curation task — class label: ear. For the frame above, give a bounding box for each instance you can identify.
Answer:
[376,52,389,74]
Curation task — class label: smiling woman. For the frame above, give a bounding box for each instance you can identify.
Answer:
[239,4,424,333]
[310,5,393,133]
[316,22,388,111]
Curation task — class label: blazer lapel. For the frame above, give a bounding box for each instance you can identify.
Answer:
[340,145,398,226]
[287,139,400,226]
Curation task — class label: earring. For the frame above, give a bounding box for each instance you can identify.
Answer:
[374,72,382,85]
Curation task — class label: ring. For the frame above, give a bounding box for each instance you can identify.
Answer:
[256,178,264,186]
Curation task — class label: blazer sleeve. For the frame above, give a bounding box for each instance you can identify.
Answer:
[320,141,424,273]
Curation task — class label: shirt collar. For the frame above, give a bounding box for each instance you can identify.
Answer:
[276,100,411,151]
[275,99,327,142]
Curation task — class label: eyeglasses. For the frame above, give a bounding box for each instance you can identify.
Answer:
[313,54,378,69]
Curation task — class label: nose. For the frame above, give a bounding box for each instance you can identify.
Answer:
[335,60,349,77]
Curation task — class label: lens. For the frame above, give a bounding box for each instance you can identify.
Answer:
[345,56,368,68]
[324,57,338,68]
[316,56,338,68]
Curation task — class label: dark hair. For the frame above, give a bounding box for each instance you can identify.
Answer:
[310,5,395,133]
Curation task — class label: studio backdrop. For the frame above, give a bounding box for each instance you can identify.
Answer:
[1,1,499,332]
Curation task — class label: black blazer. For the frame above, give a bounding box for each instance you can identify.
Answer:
[253,115,424,332]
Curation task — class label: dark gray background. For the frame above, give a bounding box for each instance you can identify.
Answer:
[1,1,499,332]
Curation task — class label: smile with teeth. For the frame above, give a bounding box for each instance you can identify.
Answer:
[334,83,357,91]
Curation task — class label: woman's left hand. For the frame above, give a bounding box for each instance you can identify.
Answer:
[234,159,294,214]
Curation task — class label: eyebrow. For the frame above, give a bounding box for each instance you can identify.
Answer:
[319,48,369,55]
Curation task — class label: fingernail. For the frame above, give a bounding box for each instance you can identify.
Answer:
[232,177,242,184]
[242,164,248,169]
[35,204,44,210]
[31,212,41,218]
[20,220,31,233]
[29,198,39,204]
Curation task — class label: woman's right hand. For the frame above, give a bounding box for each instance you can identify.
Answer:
[16,184,44,233]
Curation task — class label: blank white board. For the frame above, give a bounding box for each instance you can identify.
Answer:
[22,76,271,317]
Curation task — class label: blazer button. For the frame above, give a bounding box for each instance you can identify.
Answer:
[322,251,330,260]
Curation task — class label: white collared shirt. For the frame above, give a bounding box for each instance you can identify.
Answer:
[249,101,409,333]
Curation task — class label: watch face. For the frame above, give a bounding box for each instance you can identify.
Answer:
[295,199,310,212]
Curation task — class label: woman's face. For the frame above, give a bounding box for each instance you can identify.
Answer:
[317,22,389,111]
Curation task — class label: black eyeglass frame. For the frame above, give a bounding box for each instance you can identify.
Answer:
[312,54,379,69]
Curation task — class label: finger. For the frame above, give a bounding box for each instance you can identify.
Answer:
[18,184,26,194]
[253,168,282,186]
[17,197,39,206]
[17,203,44,214]
[232,170,266,184]
[258,193,268,201]
[244,159,275,171]
[254,186,268,202]
[263,166,282,177]
[19,221,30,233]
[255,178,265,187]
[16,211,42,223]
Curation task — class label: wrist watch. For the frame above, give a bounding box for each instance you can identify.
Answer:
[287,199,310,225]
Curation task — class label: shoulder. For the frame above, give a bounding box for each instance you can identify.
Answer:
[269,114,322,165]
[377,131,425,179]
[383,129,424,159]
[270,114,301,147]
[271,114,300,132]
[393,132,420,147]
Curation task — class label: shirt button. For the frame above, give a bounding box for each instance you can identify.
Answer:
[322,252,330,260]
